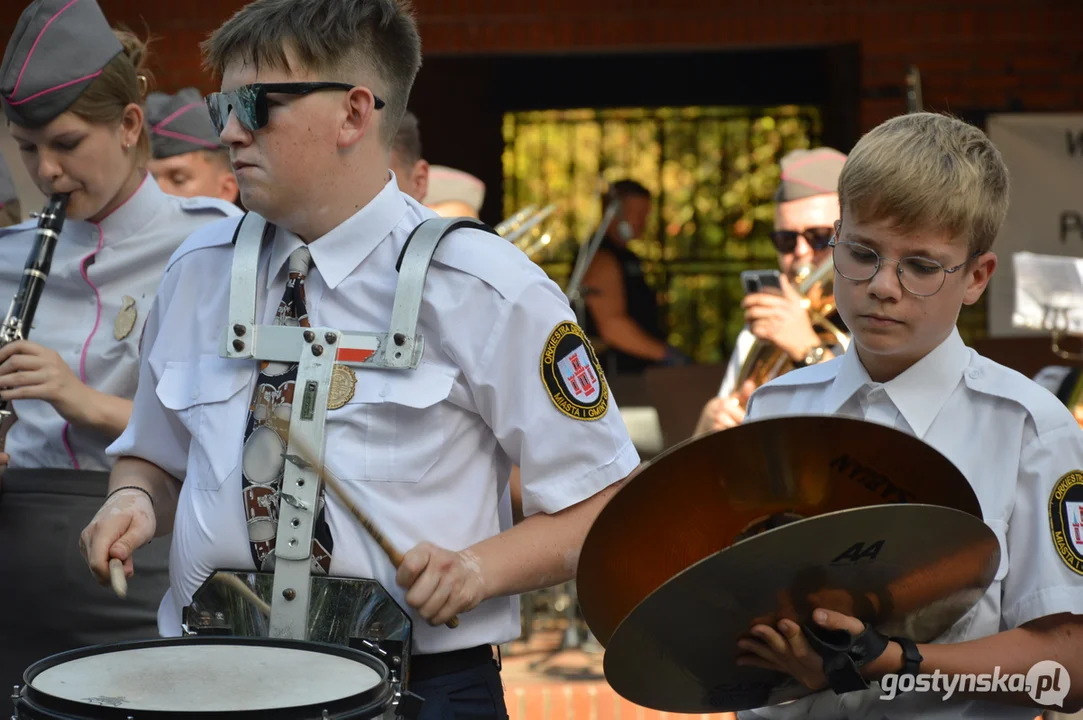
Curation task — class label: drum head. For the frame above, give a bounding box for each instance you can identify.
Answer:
[17,637,392,719]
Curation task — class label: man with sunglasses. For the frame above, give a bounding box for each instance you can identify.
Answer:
[694,147,848,436]
[80,2,640,718]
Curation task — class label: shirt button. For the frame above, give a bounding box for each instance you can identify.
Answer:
[966,368,981,380]
[379,385,390,399]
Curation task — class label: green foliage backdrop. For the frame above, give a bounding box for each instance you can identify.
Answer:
[502,106,986,363]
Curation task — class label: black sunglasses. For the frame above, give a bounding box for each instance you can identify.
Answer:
[769,226,835,254]
[204,82,386,135]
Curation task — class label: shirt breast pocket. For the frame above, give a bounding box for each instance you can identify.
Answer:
[155,354,252,491]
[325,365,455,483]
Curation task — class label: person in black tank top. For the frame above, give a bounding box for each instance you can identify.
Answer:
[581,180,690,376]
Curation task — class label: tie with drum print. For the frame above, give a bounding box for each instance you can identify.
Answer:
[240,246,335,573]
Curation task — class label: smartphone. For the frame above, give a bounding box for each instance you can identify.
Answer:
[740,269,783,296]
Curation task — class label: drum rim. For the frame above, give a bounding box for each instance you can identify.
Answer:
[17,636,395,719]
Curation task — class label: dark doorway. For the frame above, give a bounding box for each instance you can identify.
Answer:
[408,45,862,226]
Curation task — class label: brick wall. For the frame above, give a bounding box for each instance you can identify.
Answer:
[2,0,1079,132]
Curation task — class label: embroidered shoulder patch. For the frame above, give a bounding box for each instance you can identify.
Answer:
[1049,470,1083,576]
[540,321,608,421]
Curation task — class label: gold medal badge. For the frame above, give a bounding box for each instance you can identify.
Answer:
[114,296,137,340]
[328,364,357,410]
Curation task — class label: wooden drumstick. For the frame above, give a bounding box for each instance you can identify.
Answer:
[109,558,127,599]
[284,442,460,629]
[213,573,272,617]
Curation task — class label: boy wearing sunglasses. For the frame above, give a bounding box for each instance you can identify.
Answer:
[694,147,848,436]
[735,112,1083,719]
[80,1,640,717]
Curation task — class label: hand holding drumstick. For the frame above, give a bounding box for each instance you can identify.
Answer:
[286,440,482,629]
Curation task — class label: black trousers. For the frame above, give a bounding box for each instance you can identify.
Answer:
[410,655,509,720]
[0,469,171,691]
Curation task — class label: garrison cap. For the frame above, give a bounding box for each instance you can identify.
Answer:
[146,88,223,159]
[774,147,847,203]
[0,0,123,128]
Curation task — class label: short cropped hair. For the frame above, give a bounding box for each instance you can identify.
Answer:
[603,179,651,211]
[838,112,1009,255]
[201,0,422,147]
[393,110,422,165]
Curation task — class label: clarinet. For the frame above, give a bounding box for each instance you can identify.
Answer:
[0,193,70,427]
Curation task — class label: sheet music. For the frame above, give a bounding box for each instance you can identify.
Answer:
[1012,252,1083,334]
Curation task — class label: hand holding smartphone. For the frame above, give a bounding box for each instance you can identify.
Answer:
[740,269,783,296]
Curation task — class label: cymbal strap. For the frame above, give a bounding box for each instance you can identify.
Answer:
[800,622,890,694]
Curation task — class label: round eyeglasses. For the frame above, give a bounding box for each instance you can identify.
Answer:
[828,238,980,297]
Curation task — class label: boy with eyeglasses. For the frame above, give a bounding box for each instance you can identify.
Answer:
[79,1,640,717]
[734,112,1083,719]
[694,147,849,436]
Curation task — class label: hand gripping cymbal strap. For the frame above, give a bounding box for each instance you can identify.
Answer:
[801,622,890,694]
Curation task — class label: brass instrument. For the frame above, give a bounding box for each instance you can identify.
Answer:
[733,259,848,400]
[495,203,559,261]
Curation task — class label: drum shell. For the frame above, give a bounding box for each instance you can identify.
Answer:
[13,636,396,720]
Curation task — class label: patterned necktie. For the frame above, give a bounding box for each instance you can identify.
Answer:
[240,246,334,573]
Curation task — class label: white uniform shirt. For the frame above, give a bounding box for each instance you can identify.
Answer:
[0,176,239,470]
[718,328,757,398]
[108,177,641,653]
[737,328,1083,720]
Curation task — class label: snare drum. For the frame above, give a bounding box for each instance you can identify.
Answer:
[14,637,395,719]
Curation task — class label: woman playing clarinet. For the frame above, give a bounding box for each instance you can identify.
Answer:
[0,0,239,688]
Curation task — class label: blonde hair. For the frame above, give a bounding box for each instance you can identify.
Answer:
[838,112,1009,255]
[67,28,154,166]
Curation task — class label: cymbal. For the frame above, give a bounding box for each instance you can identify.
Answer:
[577,416,983,648]
[602,503,1000,713]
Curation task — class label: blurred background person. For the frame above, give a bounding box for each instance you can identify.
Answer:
[582,179,689,376]
[694,147,849,436]
[145,87,238,203]
[390,109,430,202]
[426,164,485,219]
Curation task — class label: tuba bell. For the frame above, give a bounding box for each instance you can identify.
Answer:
[733,256,848,402]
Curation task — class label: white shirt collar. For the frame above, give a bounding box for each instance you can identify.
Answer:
[67,173,170,245]
[824,327,971,437]
[267,175,408,290]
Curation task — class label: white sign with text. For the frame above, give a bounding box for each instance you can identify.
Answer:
[987,113,1083,337]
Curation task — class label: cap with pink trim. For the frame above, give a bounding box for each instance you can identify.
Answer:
[0,0,123,128]
[774,147,847,203]
[146,88,223,159]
